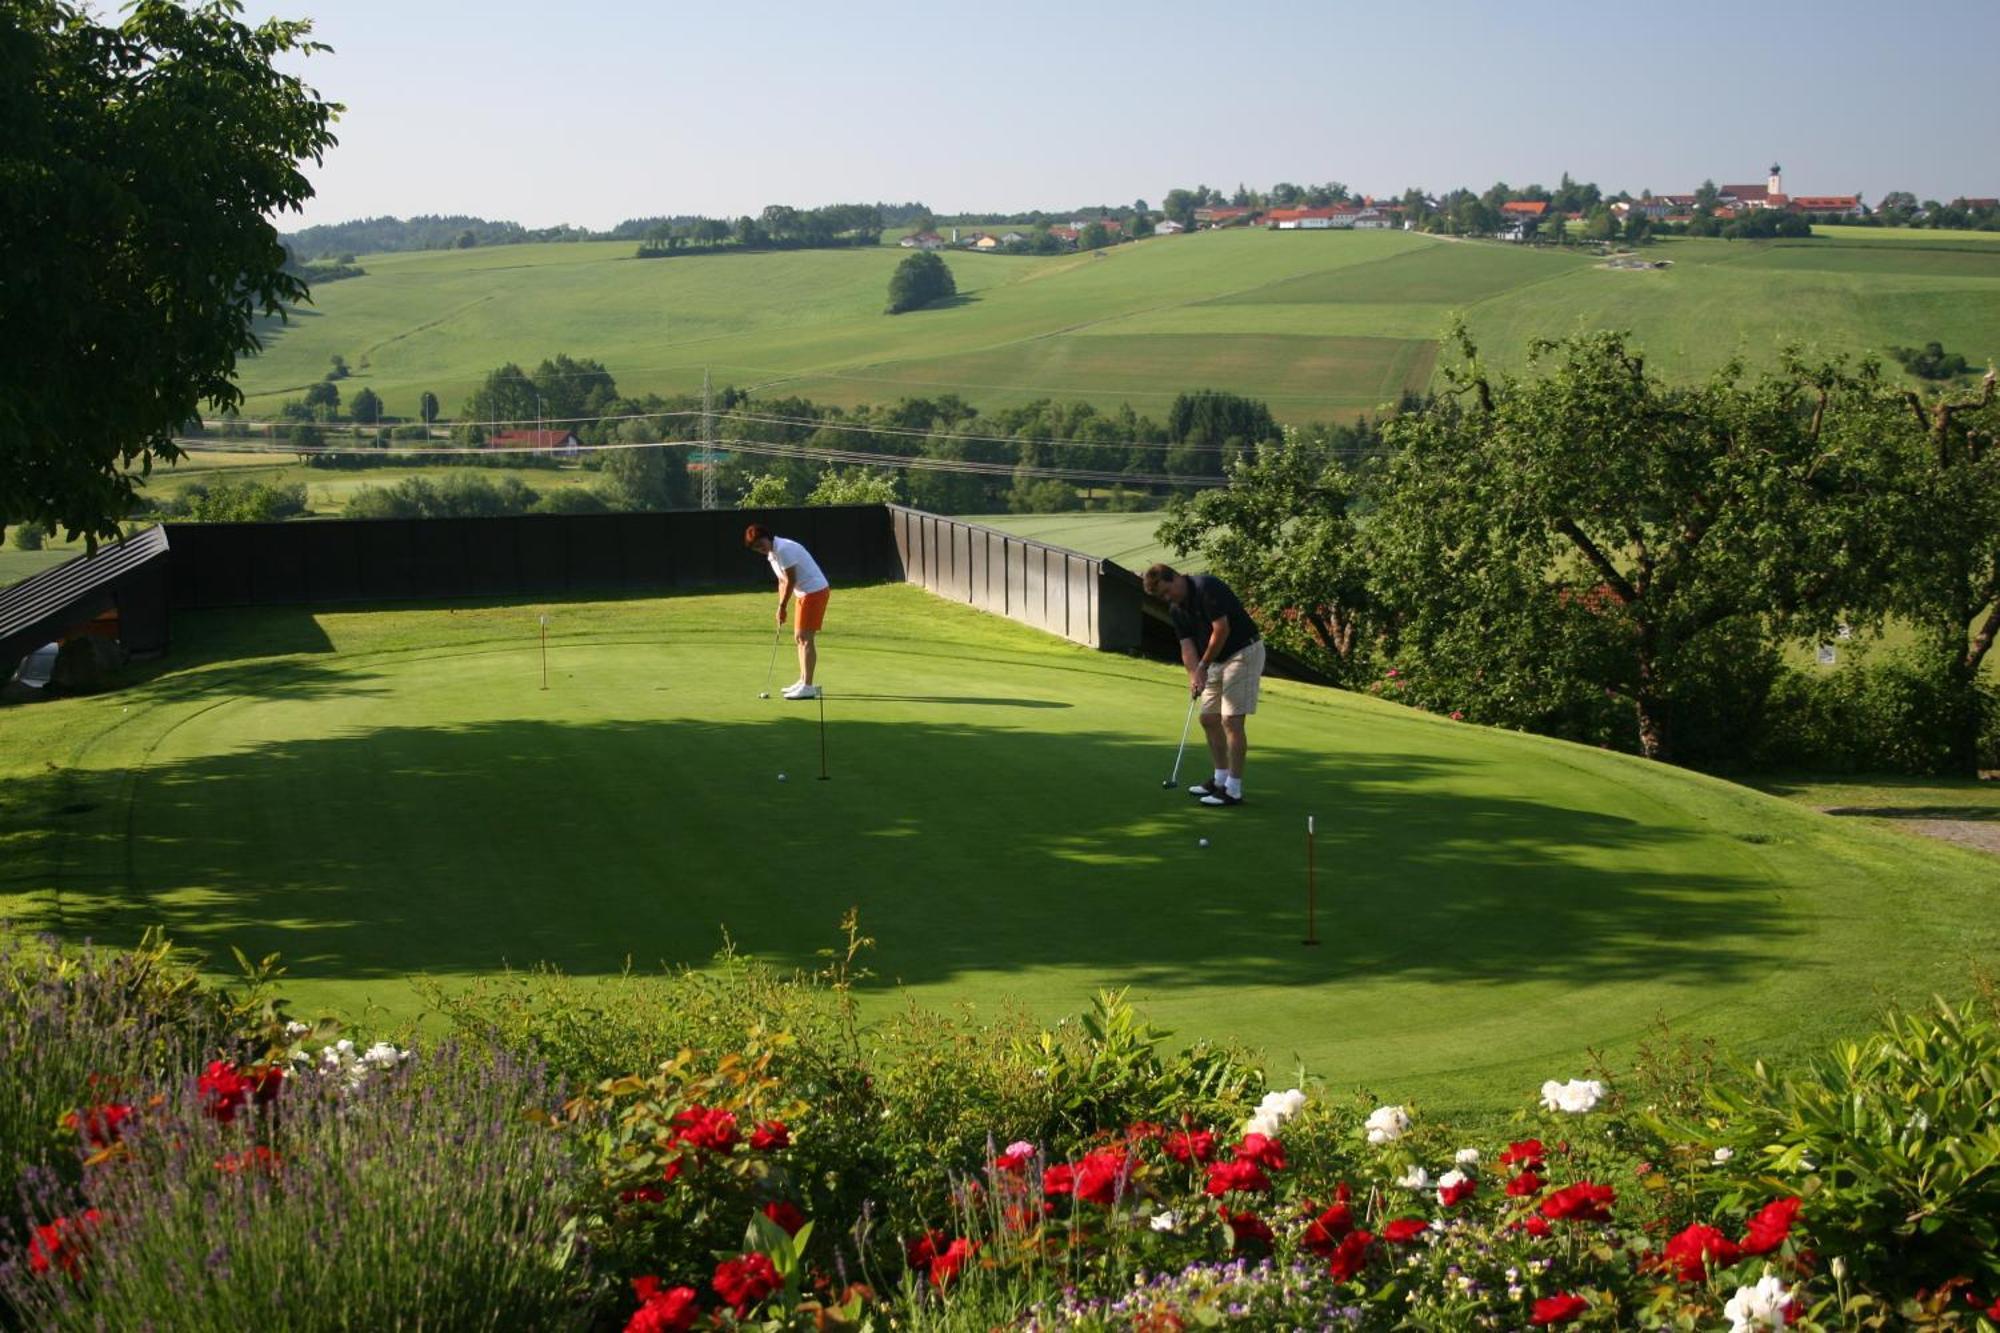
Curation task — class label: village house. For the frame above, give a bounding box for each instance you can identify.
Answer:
[898,231,946,250]
[1155,219,1186,235]
[1193,206,1259,228]
[1498,199,1547,240]
[486,428,582,456]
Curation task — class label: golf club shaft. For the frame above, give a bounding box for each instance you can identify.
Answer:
[761,618,784,694]
[1167,693,1197,785]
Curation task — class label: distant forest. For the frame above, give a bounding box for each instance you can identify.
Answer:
[283,205,936,258]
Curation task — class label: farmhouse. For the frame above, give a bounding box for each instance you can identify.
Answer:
[1788,195,1864,217]
[1499,199,1547,241]
[486,428,582,456]
[899,231,946,250]
[1193,206,1259,227]
[1155,219,1186,234]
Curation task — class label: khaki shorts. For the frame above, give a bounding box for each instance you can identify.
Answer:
[1201,639,1265,717]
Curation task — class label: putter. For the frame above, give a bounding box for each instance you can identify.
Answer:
[1161,693,1197,789]
[757,619,783,698]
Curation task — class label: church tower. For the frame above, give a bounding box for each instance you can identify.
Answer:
[1768,163,1783,197]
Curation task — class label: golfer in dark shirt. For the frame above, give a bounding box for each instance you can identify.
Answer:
[1143,564,1265,806]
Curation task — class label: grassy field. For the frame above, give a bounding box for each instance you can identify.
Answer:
[234,227,2000,427]
[957,511,1197,572]
[3,583,1993,1118]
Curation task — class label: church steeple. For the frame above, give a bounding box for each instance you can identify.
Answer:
[1769,163,1784,197]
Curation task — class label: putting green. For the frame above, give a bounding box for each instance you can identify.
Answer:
[3,584,1993,1115]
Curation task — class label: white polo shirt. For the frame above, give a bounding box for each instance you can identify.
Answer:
[767,536,829,594]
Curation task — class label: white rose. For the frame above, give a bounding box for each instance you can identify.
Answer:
[1364,1104,1410,1144]
[1454,1147,1480,1167]
[1539,1078,1605,1114]
[1713,1147,1734,1164]
[1150,1210,1179,1232]
[1395,1164,1431,1190]
[1723,1274,1794,1332]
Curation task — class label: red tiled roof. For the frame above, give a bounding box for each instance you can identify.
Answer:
[1789,195,1861,209]
[1720,184,1769,201]
[487,429,578,449]
[1500,201,1548,216]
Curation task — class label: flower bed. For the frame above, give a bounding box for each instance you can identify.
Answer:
[3,935,1998,1330]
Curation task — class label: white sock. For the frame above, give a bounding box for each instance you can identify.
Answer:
[1214,768,1228,786]
[1226,776,1242,798]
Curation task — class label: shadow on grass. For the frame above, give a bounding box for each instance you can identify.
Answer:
[1823,805,2000,822]
[0,697,1807,1005]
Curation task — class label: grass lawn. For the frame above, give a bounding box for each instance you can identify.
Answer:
[3,583,1994,1119]
[956,511,1200,572]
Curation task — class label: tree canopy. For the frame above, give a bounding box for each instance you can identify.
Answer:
[1,0,340,544]
[886,252,957,315]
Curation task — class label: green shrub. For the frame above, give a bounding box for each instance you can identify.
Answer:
[1649,997,2000,1292]
[8,523,45,550]
[1754,655,1996,774]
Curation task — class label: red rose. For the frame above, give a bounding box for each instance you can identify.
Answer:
[619,1186,666,1205]
[627,1277,700,1333]
[1988,1295,2000,1322]
[1041,1163,1075,1197]
[247,1064,284,1105]
[1383,1217,1429,1244]
[26,1210,101,1279]
[1506,1171,1545,1198]
[1540,1181,1615,1223]
[1164,1129,1216,1164]
[661,1157,683,1186]
[1073,1147,1129,1206]
[1204,1157,1272,1196]
[928,1237,976,1288]
[1217,1205,1273,1248]
[63,1102,135,1149]
[762,1200,806,1236]
[1125,1120,1164,1142]
[1499,1139,1546,1170]
[1662,1223,1741,1282]
[1439,1176,1476,1207]
[673,1106,739,1154]
[1232,1133,1286,1171]
[1740,1196,1802,1256]
[712,1251,780,1317]
[1300,1202,1354,1256]
[198,1060,252,1123]
[749,1120,790,1152]
[1531,1292,1588,1325]
[1519,1214,1552,1238]
[906,1231,946,1271]
[1326,1229,1375,1282]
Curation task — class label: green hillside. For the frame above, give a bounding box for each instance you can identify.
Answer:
[236,228,2000,426]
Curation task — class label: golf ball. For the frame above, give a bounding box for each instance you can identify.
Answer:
[1198,837,1209,848]
[778,773,787,782]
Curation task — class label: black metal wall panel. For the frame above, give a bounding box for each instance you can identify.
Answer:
[512,519,567,594]
[406,520,467,597]
[300,521,363,602]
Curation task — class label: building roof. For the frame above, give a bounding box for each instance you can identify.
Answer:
[487,429,580,449]
[0,524,170,677]
[1789,195,1862,210]
[1719,184,1769,202]
[1500,200,1548,217]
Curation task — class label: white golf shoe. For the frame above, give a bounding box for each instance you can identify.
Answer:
[782,682,822,700]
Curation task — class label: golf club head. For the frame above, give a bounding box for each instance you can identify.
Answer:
[1160,778,1174,788]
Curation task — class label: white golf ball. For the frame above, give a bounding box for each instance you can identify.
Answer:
[1198,837,1209,848]
[777,773,787,782]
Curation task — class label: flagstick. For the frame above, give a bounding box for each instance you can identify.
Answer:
[539,614,549,691]
[1303,814,1319,946]
[817,690,830,781]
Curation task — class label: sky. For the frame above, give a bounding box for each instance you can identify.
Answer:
[243,0,2000,231]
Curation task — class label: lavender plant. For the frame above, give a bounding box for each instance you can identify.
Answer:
[1,1048,591,1331]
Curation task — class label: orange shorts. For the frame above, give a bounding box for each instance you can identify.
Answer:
[794,588,830,633]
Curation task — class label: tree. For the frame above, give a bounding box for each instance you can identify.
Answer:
[303,380,340,416]
[1370,327,1874,764]
[1162,189,1197,230]
[1078,222,1111,251]
[806,468,900,506]
[454,229,476,249]
[598,424,688,511]
[1,0,339,545]
[1156,433,1374,686]
[419,391,440,425]
[1878,371,2000,772]
[1583,205,1618,242]
[886,251,956,314]
[326,353,348,381]
[737,472,796,507]
[349,386,382,424]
